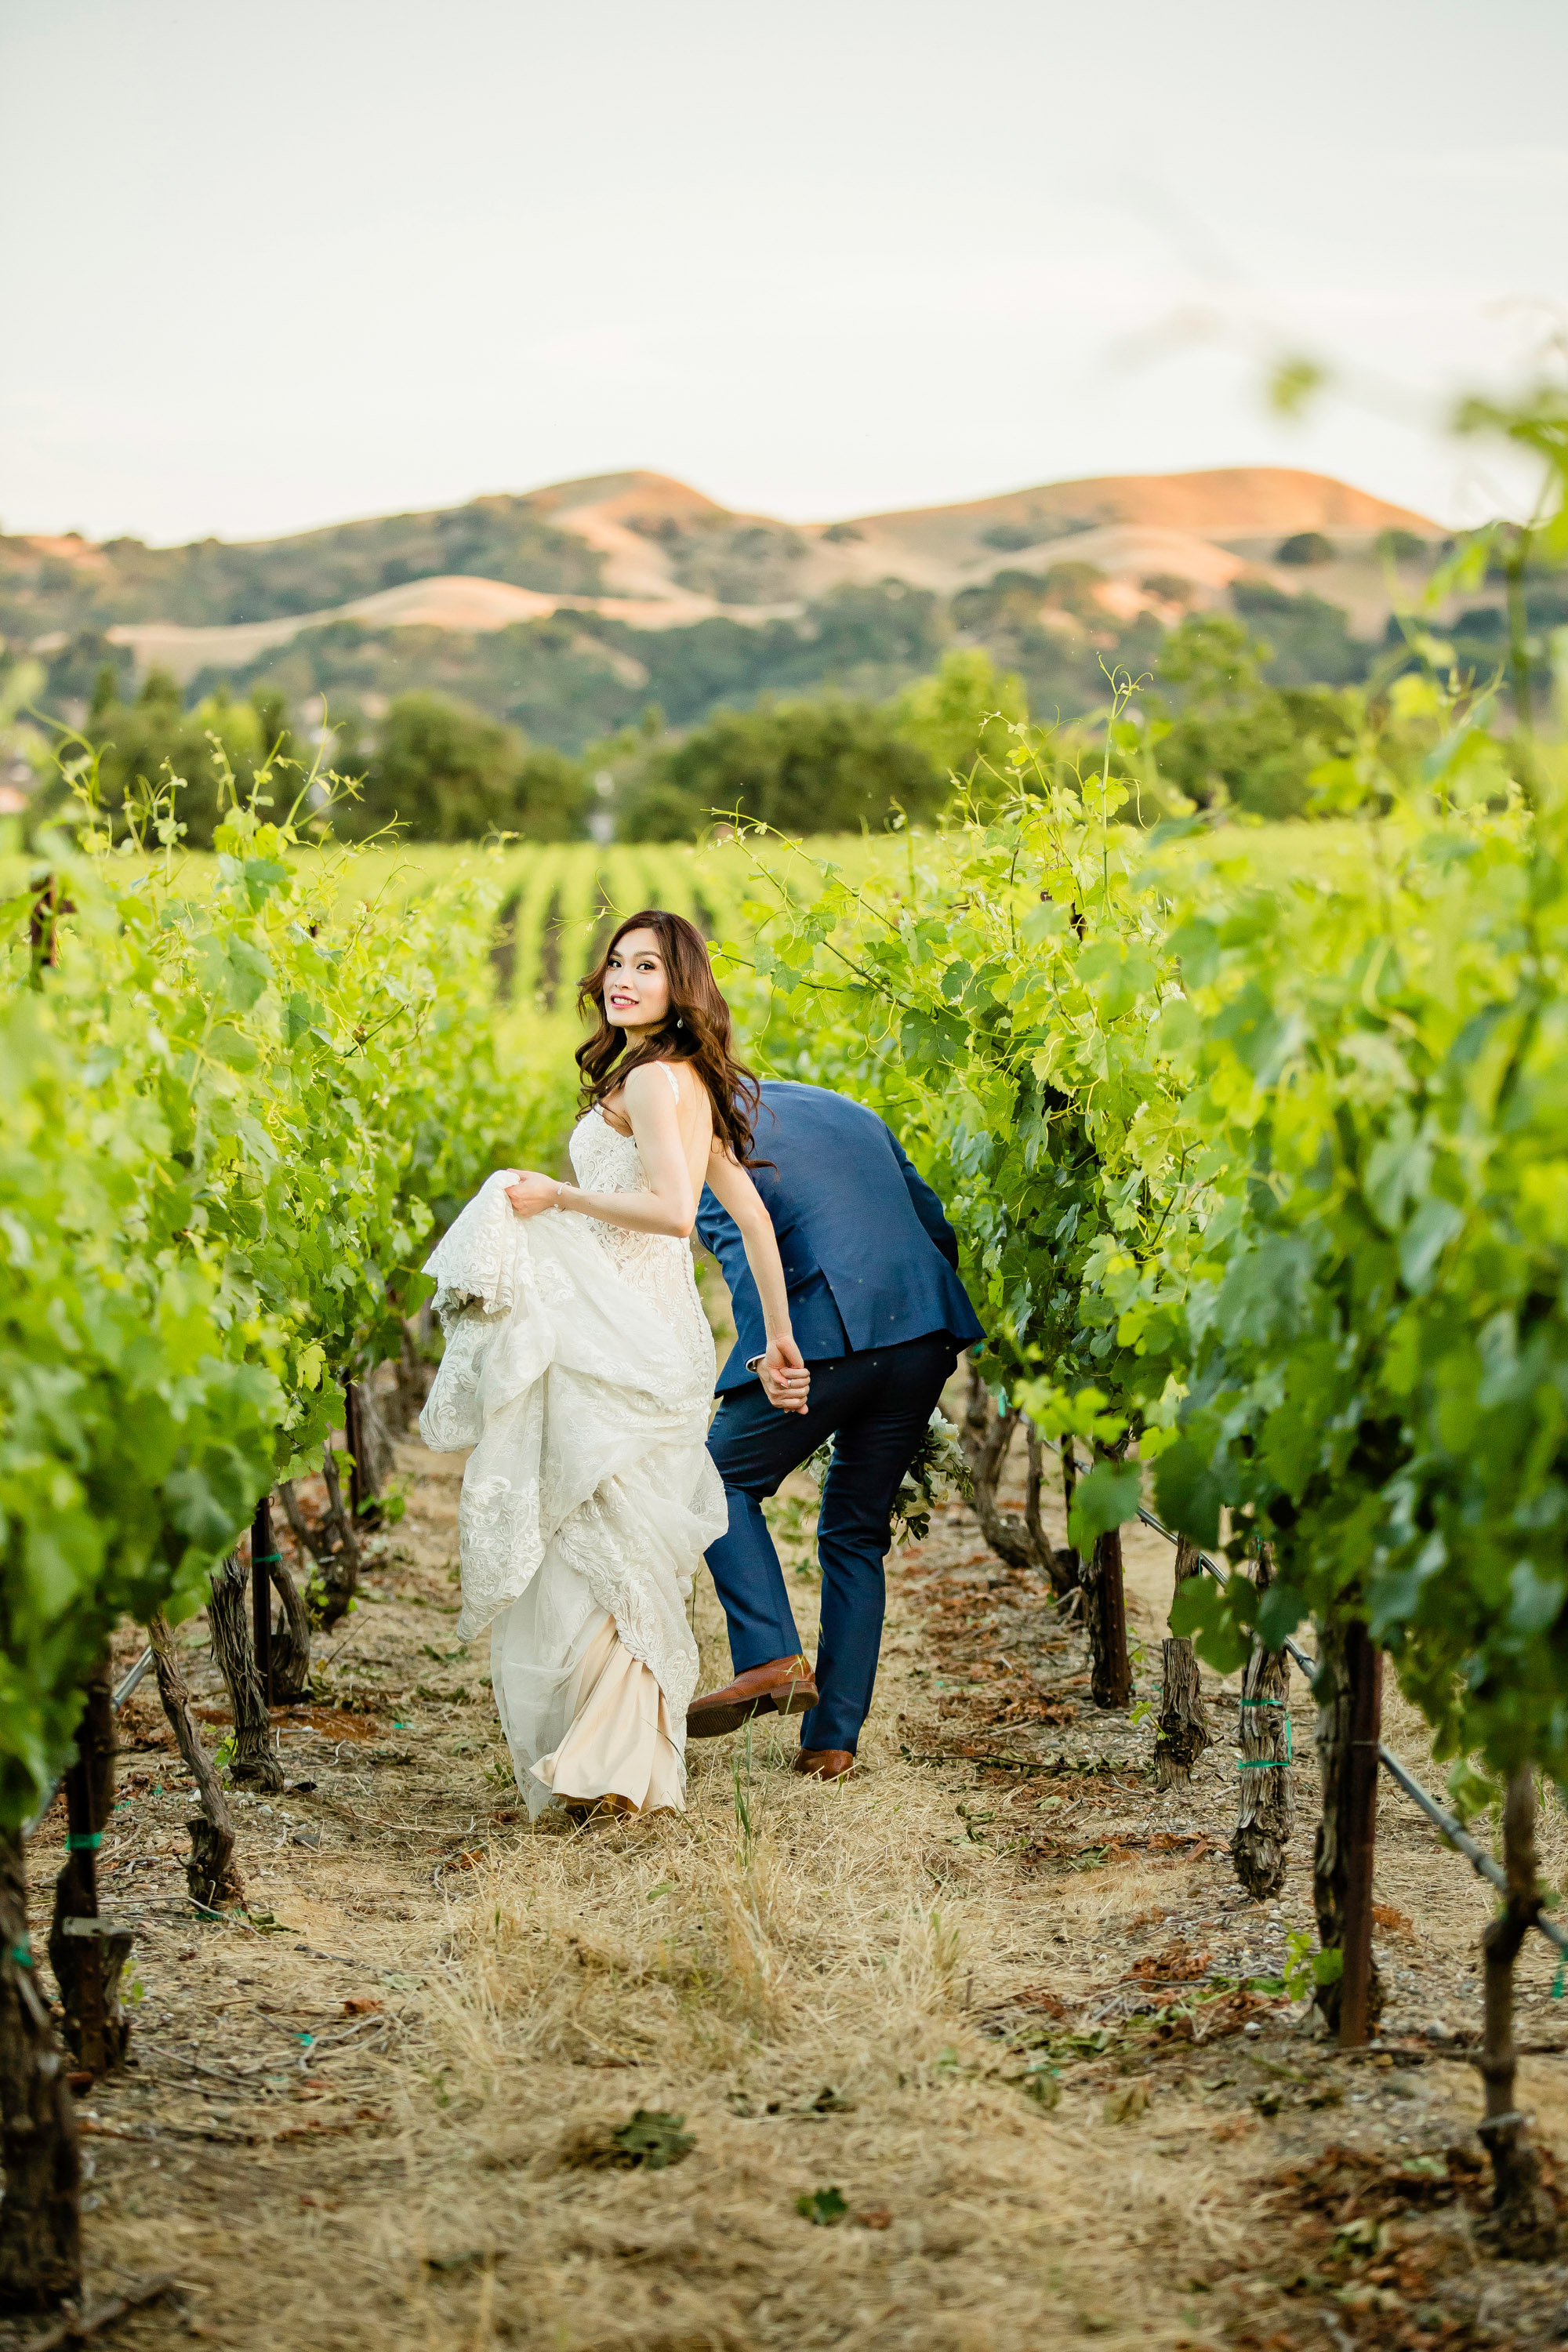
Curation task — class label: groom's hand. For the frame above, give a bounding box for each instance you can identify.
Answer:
[758,1335,810,1414]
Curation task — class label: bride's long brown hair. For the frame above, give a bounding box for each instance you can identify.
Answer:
[576,909,761,1164]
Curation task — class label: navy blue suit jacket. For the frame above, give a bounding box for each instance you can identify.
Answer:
[695,1080,984,1392]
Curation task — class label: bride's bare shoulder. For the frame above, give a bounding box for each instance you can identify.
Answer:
[623,1060,712,1117]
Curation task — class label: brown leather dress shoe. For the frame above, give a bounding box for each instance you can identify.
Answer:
[685,1654,818,1739]
[793,1748,855,1781]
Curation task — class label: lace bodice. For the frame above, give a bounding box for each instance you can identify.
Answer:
[569,1102,712,1374]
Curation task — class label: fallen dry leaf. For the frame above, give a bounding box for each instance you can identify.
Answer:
[1013,1984,1068,2018]
[1128,1939,1210,1984]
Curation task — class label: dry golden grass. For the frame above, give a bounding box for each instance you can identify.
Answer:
[325,1536,1269,2352]
[16,1397,1568,2352]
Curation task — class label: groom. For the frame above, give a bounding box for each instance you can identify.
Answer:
[688,1080,983,1779]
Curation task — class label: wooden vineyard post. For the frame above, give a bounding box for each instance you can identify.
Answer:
[1311,1614,1383,2037]
[1082,1520,1132,1710]
[348,1370,397,1509]
[46,1661,132,2077]
[1232,1544,1293,1898]
[56,1744,103,2076]
[251,1494,274,1709]
[1337,1618,1383,2048]
[1155,1534,1212,1788]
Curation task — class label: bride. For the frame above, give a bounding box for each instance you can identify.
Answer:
[419,909,807,1819]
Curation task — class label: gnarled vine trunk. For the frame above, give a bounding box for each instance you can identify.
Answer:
[959,1367,1033,1573]
[207,1554,282,1793]
[278,1406,368,1636]
[265,1549,314,1704]
[1155,1534,1211,1788]
[957,1366,1079,1597]
[1478,1768,1559,2258]
[394,1314,434,1432]
[347,1371,397,1510]
[1024,1426,1078,1597]
[47,1661,132,2076]
[1231,1546,1292,1897]
[0,1830,80,2312]
[315,1442,363,1627]
[147,1612,244,1909]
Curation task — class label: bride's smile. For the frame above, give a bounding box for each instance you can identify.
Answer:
[604,933,670,1032]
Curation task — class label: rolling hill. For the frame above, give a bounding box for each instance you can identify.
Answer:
[5,466,1454,750]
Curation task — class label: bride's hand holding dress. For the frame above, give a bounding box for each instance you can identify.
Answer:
[502,1169,568,1218]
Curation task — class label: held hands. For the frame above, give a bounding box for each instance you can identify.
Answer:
[760,1334,810,1415]
[505,1171,563,1219]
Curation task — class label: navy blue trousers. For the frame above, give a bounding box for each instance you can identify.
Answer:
[703,1334,957,1753]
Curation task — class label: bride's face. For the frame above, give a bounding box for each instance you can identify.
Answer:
[604,929,671,1034]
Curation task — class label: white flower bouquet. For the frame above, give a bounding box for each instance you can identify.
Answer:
[804,1407,972,1547]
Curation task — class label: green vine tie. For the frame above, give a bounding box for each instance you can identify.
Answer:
[1236,1697,1292,1771]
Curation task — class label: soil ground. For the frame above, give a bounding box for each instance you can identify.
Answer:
[11,1352,1568,2352]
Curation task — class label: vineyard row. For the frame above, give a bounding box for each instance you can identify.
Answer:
[724,681,1568,2254]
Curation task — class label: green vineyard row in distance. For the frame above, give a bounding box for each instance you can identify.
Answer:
[0,833,889,1015]
[321,834,887,1007]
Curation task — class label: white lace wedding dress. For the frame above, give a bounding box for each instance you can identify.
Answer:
[418,1092,725,1816]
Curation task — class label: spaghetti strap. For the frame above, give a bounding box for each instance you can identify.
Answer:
[661,1064,681,1102]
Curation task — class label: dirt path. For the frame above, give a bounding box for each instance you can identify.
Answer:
[11,1397,1568,2352]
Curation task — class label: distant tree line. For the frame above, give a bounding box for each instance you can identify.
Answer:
[20,570,1559,851]
[330,696,588,843]
[34,644,1025,848]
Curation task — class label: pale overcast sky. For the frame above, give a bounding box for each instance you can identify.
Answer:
[5,0,1566,544]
